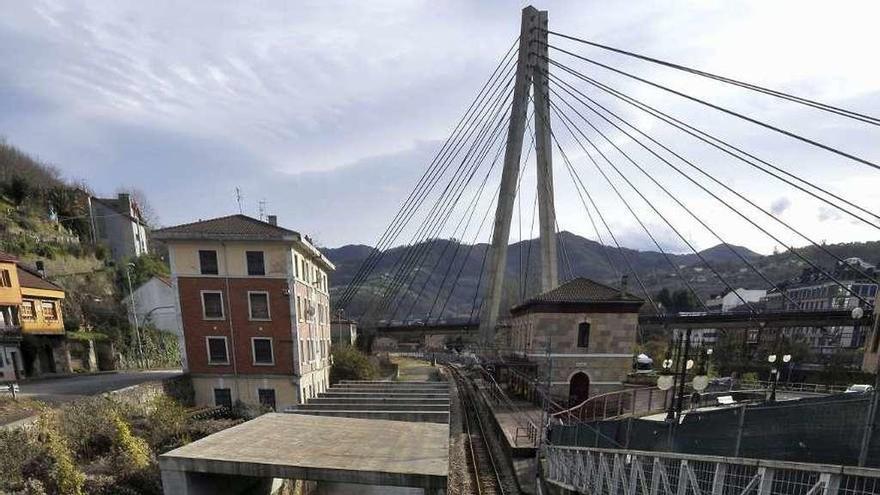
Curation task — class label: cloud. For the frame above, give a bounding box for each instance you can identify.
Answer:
[770,197,791,216]
[818,207,843,222]
[1,0,879,253]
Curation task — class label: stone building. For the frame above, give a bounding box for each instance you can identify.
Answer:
[499,277,643,406]
[88,193,150,262]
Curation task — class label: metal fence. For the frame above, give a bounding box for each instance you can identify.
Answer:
[545,445,880,494]
[550,393,880,467]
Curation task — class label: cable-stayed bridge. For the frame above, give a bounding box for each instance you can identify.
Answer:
[332,5,880,491]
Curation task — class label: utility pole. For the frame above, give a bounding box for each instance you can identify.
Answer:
[479,6,557,347]
[124,263,145,369]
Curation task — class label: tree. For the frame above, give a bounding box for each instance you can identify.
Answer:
[330,345,378,384]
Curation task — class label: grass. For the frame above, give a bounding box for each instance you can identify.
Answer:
[0,396,45,425]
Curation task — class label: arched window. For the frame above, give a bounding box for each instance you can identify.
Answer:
[577,322,591,348]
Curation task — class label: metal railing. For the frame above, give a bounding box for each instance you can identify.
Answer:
[553,387,673,423]
[545,445,880,495]
[739,381,849,395]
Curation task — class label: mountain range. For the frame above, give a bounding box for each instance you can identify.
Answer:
[322,232,880,321]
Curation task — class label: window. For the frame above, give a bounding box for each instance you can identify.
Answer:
[41,301,58,321]
[294,255,300,279]
[0,270,10,287]
[202,291,224,319]
[20,301,36,320]
[252,337,274,365]
[248,292,270,320]
[296,296,303,322]
[214,388,232,408]
[577,322,591,348]
[199,250,219,275]
[206,336,229,364]
[258,388,276,410]
[246,251,265,276]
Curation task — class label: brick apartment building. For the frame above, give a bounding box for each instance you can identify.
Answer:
[154,214,334,410]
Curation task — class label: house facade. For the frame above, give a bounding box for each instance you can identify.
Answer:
[0,253,23,381]
[498,277,643,406]
[18,265,70,376]
[88,193,149,262]
[124,276,181,336]
[154,214,334,411]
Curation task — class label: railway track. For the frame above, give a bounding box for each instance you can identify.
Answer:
[449,365,507,495]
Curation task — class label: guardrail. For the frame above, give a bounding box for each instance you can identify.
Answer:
[545,444,880,494]
[739,381,849,394]
[553,387,672,423]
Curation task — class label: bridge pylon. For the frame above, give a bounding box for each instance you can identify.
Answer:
[479,6,558,348]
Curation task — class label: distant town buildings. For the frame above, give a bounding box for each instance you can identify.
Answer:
[498,277,643,406]
[691,288,768,346]
[124,275,181,336]
[154,214,335,411]
[88,193,149,262]
[763,257,877,357]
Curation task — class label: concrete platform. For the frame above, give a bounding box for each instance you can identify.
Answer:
[160,413,448,494]
[320,391,449,399]
[306,397,450,406]
[288,409,450,424]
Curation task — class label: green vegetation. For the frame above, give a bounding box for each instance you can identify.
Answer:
[330,345,378,384]
[1,392,244,495]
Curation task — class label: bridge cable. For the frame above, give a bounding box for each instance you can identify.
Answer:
[551,89,778,312]
[367,90,516,320]
[552,135,661,315]
[545,97,715,312]
[366,98,514,320]
[546,77,803,310]
[543,61,876,307]
[542,58,880,230]
[338,43,518,309]
[542,29,880,127]
[543,41,880,173]
[344,69,515,312]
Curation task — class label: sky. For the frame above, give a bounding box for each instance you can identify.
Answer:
[1,1,879,254]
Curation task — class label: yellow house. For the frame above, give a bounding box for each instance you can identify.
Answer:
[17,266,65,335]
[0,253,23,381]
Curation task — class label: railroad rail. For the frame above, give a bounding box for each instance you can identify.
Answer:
[449,365,507,495]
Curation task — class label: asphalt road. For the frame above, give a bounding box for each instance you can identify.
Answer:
[18,369,183,403]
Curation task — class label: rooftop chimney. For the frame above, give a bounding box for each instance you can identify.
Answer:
[35,260,45,278]
[619,274,629,298]
[267,215,277,226]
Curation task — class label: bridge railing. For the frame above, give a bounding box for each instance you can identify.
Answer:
[737,381,849,395]
[552,387,672,424]
[545,444,880,495]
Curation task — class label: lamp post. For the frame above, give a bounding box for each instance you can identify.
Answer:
[768,354,778,402]
[782,354,792,386]
[124,263,145,369]
[658,336,678,422]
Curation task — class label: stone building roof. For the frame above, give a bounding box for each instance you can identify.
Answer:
[153,214,299,241]
[511,277,643,315]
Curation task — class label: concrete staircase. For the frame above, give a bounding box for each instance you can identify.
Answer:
[285,380,450,424]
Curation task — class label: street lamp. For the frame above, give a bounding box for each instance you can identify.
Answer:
[768,354,779,402]
[658,339,678,422]
[124,263,145,369]
[782,354,793,385]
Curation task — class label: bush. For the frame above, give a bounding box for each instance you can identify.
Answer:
[59,397,119,461]
[37,411,85,495]
[0,428,45,490]
[145,395,189,451]
[110,411,151,471]
[330,345,379,384]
